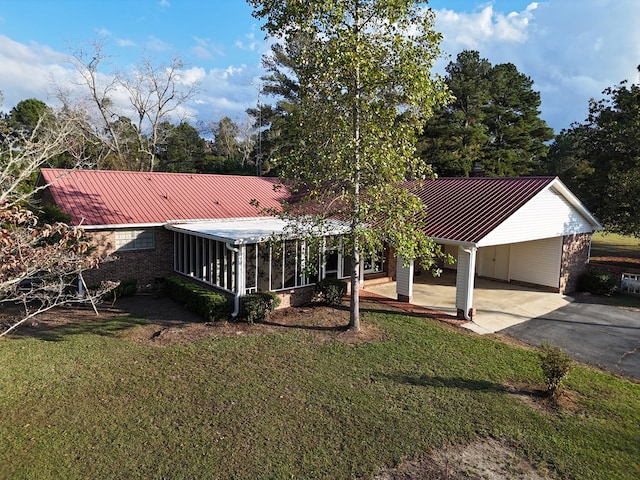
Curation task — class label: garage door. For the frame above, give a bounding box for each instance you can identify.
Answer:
[509,237,562,289]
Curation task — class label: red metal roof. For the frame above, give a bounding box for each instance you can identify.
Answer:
[414,176,556,244]
[41,169,559,244]
[40,169,286,227]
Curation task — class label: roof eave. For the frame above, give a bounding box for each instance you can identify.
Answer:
[550,178,604,231]
[429,237,478,249]
[82,222,165,230]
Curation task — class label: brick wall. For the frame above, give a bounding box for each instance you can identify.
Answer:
[83,227,174,290]
[559,232,592,294]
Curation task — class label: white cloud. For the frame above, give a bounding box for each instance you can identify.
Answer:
[0,35,70,109]
[435,4,535,51]
[116,38,136,48]
[235,28,264,53]
[190,37,224,60]
[433,1,640,131]
[145,35,173,52]
[189,64,262,122]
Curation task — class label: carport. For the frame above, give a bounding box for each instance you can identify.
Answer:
[366,270,573,334]
[394,177,602,321]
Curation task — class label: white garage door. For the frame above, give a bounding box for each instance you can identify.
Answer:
[509,237,562,289]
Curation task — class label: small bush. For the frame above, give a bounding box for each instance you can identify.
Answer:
[164,275,232,321]
[316,278,347,306]
[539,343,573,397]
[241,292,281,323]
[579,270,617,296]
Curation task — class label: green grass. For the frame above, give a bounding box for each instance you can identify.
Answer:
[591,231,640,259]
[1,309,639,479]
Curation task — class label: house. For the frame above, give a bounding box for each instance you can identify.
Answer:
[37,168,361,314]
[399,176,602,319]
[38,169,601,319]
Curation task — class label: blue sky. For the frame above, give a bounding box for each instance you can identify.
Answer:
[0,1,638,133]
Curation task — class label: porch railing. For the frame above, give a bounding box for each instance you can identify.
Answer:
[621,273,640,295]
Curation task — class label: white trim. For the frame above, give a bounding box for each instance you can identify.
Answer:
[83,222,164,230]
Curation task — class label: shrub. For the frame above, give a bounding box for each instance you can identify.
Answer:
[316,278,347,306]
[579,270,617,296]
[539,343,573,397]
[241,292,281,323]
[164,275,232,321]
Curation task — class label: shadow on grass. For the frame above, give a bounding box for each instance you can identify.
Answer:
[5,295,205,342]
[11,316,148,342]
[388,373,506,393]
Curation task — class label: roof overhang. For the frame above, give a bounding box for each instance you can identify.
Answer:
[165,216,351,245]
[429,237,478,249]
[81,222,165,230]
[549,178,603,231]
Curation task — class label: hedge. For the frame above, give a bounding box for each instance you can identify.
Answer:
[164,275,232,321]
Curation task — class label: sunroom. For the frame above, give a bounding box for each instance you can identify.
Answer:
[165,217,387,311]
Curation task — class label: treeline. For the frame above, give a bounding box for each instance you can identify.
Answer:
[0,98,262,176]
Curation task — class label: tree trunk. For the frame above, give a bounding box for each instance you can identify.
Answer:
[349,1,362,332]
[349,243,361,331]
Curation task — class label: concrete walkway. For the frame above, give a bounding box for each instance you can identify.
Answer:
[364,271,573,335]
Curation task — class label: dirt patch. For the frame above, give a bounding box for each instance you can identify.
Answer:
[504,381,582,417]
[374,438,547,480]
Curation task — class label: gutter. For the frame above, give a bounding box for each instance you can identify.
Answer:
[225,242,241,318]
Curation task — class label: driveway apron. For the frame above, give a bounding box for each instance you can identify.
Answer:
[502,300,640,380]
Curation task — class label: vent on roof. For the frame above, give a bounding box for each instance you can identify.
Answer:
[471,162,484,177]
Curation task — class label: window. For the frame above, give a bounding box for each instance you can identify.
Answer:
[115,229,155,251]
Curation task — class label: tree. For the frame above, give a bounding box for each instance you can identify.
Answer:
[57,40,199,171]
[120,55,200,171]
[545,71,640,235]
[246,34,306,176]
[418,50,553,177]
[7,98,52,133]
[0,99,116,337]
[250,0,452,331]
[156,121,206,173]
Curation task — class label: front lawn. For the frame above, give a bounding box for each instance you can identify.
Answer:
[591,231,640,268]
[1,302,639,479]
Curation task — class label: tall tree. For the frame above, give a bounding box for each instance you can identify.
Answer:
[56,40,199,171]
[545,71,640,235]
[156,121,206,173]
[7,98,52,133]
[246,33,306,176]
[250,0,451,331]
[418,50,553,177]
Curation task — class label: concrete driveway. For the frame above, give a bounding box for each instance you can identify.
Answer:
[364,271,640,379]
[502,300,640,379]
[365,270,573,334]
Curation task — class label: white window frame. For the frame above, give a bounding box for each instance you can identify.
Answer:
[115,229,155,251]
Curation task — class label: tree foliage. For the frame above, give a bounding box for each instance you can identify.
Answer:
[156,121,206,173]
[418,50,554,177]
[543,71,640,236]
[0,99,116,336]
[249,0,452,330]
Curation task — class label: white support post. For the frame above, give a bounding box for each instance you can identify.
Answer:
[396,256,414,303]
[455,246,477,320]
